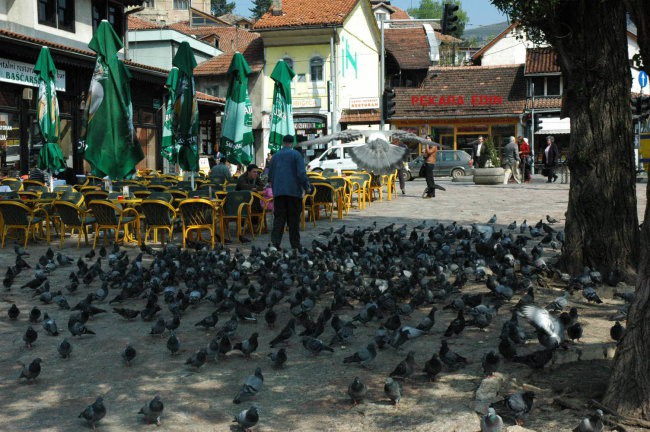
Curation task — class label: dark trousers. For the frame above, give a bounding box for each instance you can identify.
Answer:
[271,195,302,249]
[546,165,557,182]
[397,168,406,192]
[424,163,436,197]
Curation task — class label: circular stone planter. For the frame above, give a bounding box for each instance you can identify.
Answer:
[473,167,505,185]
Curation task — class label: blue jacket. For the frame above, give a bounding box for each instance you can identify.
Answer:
[268,147,310,198]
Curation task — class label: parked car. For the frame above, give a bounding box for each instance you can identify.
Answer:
[408,150,474,180]
[306,143,364,172]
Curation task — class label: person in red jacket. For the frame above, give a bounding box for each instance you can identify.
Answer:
[519,136,532,182]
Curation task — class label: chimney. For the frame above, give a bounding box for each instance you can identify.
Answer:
[272,0,283,16]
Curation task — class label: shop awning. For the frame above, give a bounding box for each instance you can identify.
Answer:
[534,116,570,134]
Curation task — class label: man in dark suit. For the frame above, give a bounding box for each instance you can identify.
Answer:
[471,136,489,168]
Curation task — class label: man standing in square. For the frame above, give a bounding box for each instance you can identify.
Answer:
[269,134,312,249]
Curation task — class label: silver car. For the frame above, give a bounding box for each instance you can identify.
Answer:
[408,150,474,180]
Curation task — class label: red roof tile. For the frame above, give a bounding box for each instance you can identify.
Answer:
[393,64,527,119]
[253,0,357,30]
[196,91,225,104]
[385,27,430,70]
[340,109,381,123]
[525,47,560,74]
[168,22,259,54]
[526,96,562,110]
[194,36,264,76]
[128,15,162,30]
[390,6,410,20]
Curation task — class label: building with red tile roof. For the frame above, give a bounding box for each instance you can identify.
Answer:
[253,0,357,30]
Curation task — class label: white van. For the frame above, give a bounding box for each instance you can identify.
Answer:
[306,142,363,172]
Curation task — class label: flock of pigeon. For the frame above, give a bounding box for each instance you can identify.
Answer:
[3,214,629,431]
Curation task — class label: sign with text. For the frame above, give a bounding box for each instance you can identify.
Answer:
[293,98,321,108]
[0,58,66,91]
[349,97,380,110]
[411,95,503,106]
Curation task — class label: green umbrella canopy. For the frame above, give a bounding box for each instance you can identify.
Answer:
[34,46,66,173]
[220,52,254,165]
[161,66,179,164]
[268,60,296,153]
[83,20,144,179]
[171,41,199,172]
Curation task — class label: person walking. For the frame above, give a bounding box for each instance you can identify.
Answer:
[519,137,532,182]
[502,136,521,184]
[471,136,489,168]
[269,135,313,249]
[422,143,438,198]
[395,140,408,195]
[542,135,560,183]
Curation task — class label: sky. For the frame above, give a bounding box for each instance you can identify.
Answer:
[232,0,508,27]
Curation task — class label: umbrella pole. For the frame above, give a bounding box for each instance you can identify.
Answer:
[191,171,195,190]
[48,171,54,192]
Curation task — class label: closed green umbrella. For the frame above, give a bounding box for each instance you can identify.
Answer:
[220,52,254,165]
[268,60,296,153]
[82,20,144,180]
[160,66,179,165]
[34,46,66,190]
[170,42,199,174]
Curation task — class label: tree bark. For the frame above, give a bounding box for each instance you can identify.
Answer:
[603,0,650,419]
[549,0,639,275]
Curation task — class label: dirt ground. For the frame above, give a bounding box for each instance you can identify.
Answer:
[0,180,646,432]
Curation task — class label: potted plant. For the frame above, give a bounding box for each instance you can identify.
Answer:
[473,136,505,184]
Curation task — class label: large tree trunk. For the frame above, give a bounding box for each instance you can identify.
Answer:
[550,0,639,274]
[604,0,650,419]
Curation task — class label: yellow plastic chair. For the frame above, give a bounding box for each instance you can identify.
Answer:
[52,200,95,248]
[0,200,50,248]
[178,198,223,249]
[87,200,141,248]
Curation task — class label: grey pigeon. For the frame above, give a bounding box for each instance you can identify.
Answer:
[481,351,501,376]
[122,344,136,365]
[78,396,106,429]
[23,325,38,348]
[267,348,287,368]
[8,304,20,320]
[439,340,467,371]
[233,332,259,357]
[481,407,504,432]
[150,318,166,336]
[423,353,442,381]
[68,320,95,337]
[58,339,72,359]
[519,305,564,349]
[546,215,558,224]
[233,367,264,404]
[185,348,208,369]
[138,395,164,426]
[166,332,180,355]
[347,376,367,405]
[348,137,409,174]
[302,336,334,355]
[545,291,569,311]
[582,287,603,304]
[573,409,604,432]
[343,343,377,367]
[389,351,416,380]
[488,214,497,224]
[502,391,534,426]
[233,405,259,431]
[18,357,42,382]
[384,377,402,406]
[42,312,59,336]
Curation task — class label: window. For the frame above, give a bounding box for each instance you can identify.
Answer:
[282,57,294,70]
[310,57,323,82]
[214,37,220,49]
[375,12,386,21]
[174,0,188,9]
[143,0,154,7]
[38,0,75,32]
[206,86,220,97]
[92,1,123,38]
[297,74,306,82]
[546,76,561,96]
[530,77,545,96]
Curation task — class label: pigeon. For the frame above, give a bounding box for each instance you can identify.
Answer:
[423,353,443,381]
[488,214,497,224]
[545,292,569,311]
[58,339,72,359]
[233,367,264,404]
[481,351,501,376]
[567,322,583,342]
[194,310,219,329]
[138,395,164,426]
[42,312,59,336]
[444,310,465,337]
[78,396,106,429]
[502,391,535,426]
[264,307,277,329]
[18,357,42,383]
[507,221,517,230]
[519,305,564,349]
[302,336,334,355]
[546,215,558,224]
[481,407,504,432]
[439,340,467,371]
[582,287,603,304]
[267,348,287,368]
[122,344,137,365]
[269,318,296,347]
[343,343,377,367]
[610,321,624,342]
[150,318,166,336]
[389,351,416,380]
[166,332,180,355]
[415,307,437,332]
[113,307,140,320]
[233,405,259,432]
[23,325,38,348]
[8,304,20,320]
[165,315,180,331]
[347,376,368,406]
[573,409,604,432]
[29,306,42,323]
[185,348,208,369]
[347,136,409,174]
[68,320,95,337]
[512,348,554,369]
[498,336,517,360]
[233,332,259,357]
[384,377,402,406]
